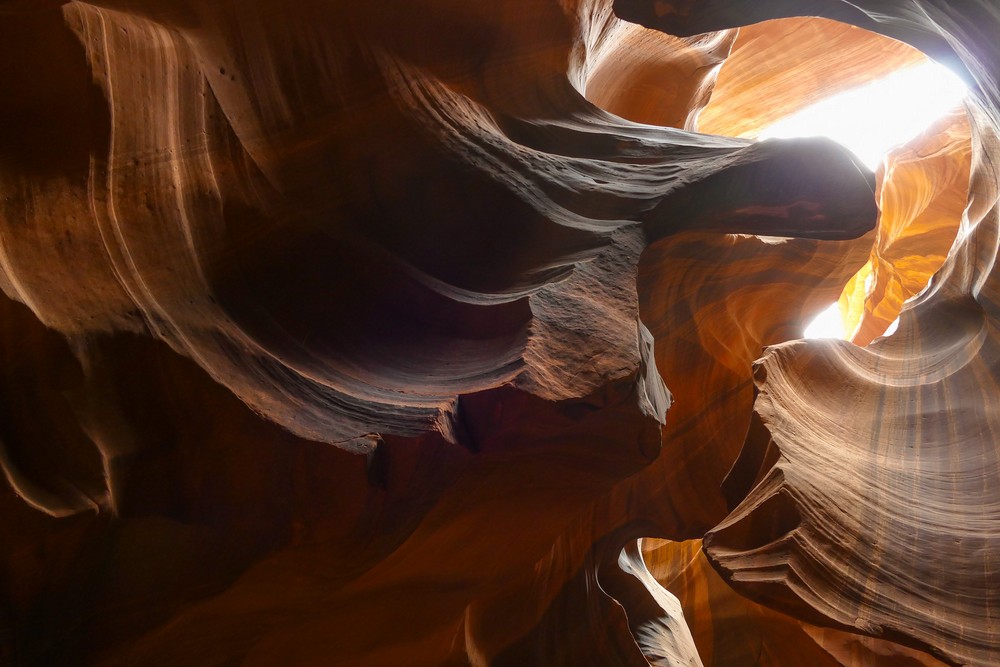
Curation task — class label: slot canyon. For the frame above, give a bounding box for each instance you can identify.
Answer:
[1,1,999,665]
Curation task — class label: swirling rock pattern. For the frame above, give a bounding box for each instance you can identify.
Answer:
[698,16,925,137]
[644,538,948,666]
[840,108,971,345]
[653,3,1000,667]
[0,0,997,665]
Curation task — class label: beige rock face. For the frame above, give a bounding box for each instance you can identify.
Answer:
[644,538,948,667]
[0,1,996,666]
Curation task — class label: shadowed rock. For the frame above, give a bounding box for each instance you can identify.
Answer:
[4,0,998,665]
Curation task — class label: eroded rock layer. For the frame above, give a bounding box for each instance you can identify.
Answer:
[840,108,971,345]
[643,538,948,667]
[1,0,997,665]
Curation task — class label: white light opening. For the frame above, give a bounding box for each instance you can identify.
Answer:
[777,59,968,340]
[803,302,846,339]
[802,304,901,340]
[757,60,968,170]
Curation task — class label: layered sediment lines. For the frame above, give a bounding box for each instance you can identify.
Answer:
[1,0,998,665]
[840,109,971,345]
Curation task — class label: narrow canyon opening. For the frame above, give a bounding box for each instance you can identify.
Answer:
[700,19,973,345]
[623,16,975,666]
[773,60,968,339]
[6,3,1000,666]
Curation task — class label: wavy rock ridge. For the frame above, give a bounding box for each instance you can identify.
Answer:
[0,0,996,665]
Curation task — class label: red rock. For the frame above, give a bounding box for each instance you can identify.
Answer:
[1,1,996,665]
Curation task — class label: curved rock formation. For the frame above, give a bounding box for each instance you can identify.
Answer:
[698,17,925,137]
[644,538,948,666]
[1,0,998,665]
[665,3,1000,667]
[840,108,971,345]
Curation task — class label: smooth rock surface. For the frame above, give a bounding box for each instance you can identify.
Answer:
[1,0,997,665]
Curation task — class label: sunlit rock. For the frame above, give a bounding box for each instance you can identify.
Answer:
[1,0,998,665]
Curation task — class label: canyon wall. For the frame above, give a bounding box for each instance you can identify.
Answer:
[1,1,997,665]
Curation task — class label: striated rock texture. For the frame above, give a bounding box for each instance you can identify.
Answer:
[840,108,971,345]
[697,17,925,137]
[643,538,949,667]
[0,0,997,666]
